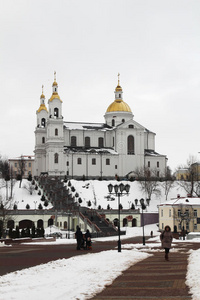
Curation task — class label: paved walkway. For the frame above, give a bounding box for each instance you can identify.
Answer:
[92,242,200,300]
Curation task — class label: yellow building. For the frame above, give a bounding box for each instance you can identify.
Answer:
[175,163,200,181]
[9,156,35,179]
[159,197,200,233]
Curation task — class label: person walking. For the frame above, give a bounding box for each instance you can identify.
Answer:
[85,229,92,250]
[160,225,173,261]
[75,226,83,250]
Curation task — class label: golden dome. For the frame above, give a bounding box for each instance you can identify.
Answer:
[106,99,132,113]
[52,81,58,86]
[37,104,48,113]
[115,85,122,92]
[40,93,45,99]
[49,93,62,102]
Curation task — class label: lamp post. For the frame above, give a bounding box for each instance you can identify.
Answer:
[140,198,146,245]
[108,183,130,252]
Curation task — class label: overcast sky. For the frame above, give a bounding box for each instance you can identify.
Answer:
[0,0,200,172]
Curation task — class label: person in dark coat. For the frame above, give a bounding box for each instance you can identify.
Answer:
[75,226,83,250]
[85,229,92,250]
[160,225,173,261]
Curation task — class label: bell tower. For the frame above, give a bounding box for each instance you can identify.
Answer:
[34,86,48,176]
[46,72,65,176]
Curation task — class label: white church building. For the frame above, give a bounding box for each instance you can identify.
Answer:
[34,73,167,179]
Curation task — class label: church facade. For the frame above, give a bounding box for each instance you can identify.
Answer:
[34,74,167,179]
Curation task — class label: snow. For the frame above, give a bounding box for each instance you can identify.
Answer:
[186,249,200,300]
[0,224,199,299]
[0,179,53,210]
[68,179,189,212]
[0,178,192,212]
[1,178,200,299]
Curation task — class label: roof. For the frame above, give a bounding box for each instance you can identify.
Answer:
[64,122,112,131]
[159,197,200,206]
[64,147,118,155]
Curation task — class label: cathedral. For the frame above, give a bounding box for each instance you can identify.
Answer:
[34,73,167,179]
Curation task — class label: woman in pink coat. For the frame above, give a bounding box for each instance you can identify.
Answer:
[160,225,173,261]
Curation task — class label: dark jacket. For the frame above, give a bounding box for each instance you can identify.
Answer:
[75,228,83,241]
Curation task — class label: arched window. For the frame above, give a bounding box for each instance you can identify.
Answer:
[122,119,125,123]
[37,219,43,228]
[64,221,67,229]
[85,136,90,148]
[42,137,45,144]
[127,135,134,155]
[41,118,46,127]
[123,218,128,227]
[55,128,58,136]
[54,108,59,117]
[54,153,58,163]
[71,136,77,147]
[98,137,104,148]
[112,119,115,126]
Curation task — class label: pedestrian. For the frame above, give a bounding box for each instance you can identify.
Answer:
[85,229,92,250]
[75,226,83,250]
[160,225,173,261]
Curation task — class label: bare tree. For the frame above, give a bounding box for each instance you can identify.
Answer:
[0,193,15,237]
[162,166,175,200]
[134,167,161,200]
[176,155,200,197]
[17,155,26,188]
[23,181,35,195]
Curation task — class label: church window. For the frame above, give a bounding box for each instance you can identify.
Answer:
[54,153,58,164]
[55,128,58,136]
[127,135,134,155]
[112,119,115,126]
[129,124,134,128]
[119,94,121,98]
[148,161,150,167]
[106,159,110,165]
[85,136,90,148]
[115,165,117,169]
[92,158,96,165]
[157,171,160,177]
[122,119,125,123]
[157,161,159,168]
[98,137,104,148]
[77,158,82,165]
[41,118,46,127]
[54,108,59,117]
[42,137,45,144]
[71,136,77,147]
[67,171,69,176]
[66,161,69,166]
[113,137,114,147]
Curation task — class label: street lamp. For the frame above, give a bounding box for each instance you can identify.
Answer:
[108,183,130,252]
[140,198,146,245]
[34,201,37,210]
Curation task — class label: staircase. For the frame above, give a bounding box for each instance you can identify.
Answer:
[36,176,118,236]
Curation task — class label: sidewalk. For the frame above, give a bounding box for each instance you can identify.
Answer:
[92,242,199,300]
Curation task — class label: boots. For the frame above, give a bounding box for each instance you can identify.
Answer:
[165,253,169,261]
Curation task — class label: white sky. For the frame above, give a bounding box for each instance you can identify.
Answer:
[1,0,200,171]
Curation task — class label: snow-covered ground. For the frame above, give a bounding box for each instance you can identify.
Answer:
[0,178,188,212]
[0,224,199,300]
